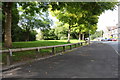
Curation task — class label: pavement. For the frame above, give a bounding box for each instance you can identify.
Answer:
[2,43,118,78]
[102,41,119,55]
[93,41,120,55]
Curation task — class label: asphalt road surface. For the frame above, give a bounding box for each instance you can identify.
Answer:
[2,43,118,78]
[95,41,120,55]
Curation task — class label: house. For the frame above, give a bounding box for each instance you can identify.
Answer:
[118,2,120,41]
[118,2,120,39]
[103,25,118,39]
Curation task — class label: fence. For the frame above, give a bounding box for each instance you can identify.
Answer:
[1,42,87,66]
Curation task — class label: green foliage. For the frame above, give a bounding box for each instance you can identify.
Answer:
[18,2,49,16]
[50,2,117,40]
[42,29,58,40]
[36,31,43,40]
[90,30,104,40]
[18,2,51,29]
[17,2,52,41]
[2,2,52,42]
[2,2,117,47]
[0,3,2,21]
[12,28,37,42]
[2,3,38,42]
[2,40,83,49]
[54,23,68,40]
[11,3,21,42]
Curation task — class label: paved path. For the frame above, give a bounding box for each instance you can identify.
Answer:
[2,43,118,78]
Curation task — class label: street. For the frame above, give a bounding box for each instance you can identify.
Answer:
[94,41,120,55]
[2,42,118,78]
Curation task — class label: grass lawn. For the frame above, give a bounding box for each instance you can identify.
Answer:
[2,40,84,49]
[2,40,85,66]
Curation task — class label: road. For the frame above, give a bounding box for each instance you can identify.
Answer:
[93,41,120,55]
[2,43,118,78]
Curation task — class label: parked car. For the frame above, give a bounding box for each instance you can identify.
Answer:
[112,38,117,41]
[101,39,104,41]
[117,38,120,41]
[101,39,107,41]
[107,38,112,41]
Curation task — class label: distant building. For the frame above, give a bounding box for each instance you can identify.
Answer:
[118,22,120,39]
[118,2,120,41]
[103,2,120,40]
[103,24,118,39]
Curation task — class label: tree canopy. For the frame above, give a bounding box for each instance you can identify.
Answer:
[50,2,117,42]
[2,2,118,48]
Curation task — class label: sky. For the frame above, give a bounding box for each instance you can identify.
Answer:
[97,6,118,31]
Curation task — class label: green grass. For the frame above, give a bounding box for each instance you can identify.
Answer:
[11,40,84,48]
[2,40,85,66]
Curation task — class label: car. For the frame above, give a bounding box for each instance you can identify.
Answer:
[117,38,120,41]
[112,38,117,41]
[101,39,104,41]
[107,38,112,41]
[101,39,107,41]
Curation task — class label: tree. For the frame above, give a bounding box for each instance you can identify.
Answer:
[7,3,37,42]
[50,4,80,42]
[72,24,86,41]
[18,2,51,41]
[41,29,58,40]
[11,3,20,42]
[50,2,117,42]
[2,2,50,48]
[0,3,2,43]
[3,2,13,48]
[90,30,104,40]
[54,22,68,40]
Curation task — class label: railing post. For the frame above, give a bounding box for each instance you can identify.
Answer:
[6,49,13,66]
[81,42,83,46]
[63,46,65,52]
[52,47,55,54]
[36,48,40,53]
[75,44,76,48]
[70,45,72,50]
[83,42,85,45]
[85,41,87,44]
[78,43,80,46]
[6,53,11,66]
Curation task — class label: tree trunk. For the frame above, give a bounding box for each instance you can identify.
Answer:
[74,33,78,39]
[82,34,84,40]
[67,26,71,43]
[78,32,81,41]
[78,29,81,41]
[4,3,13,48]
[25,29,30,41]
[25,33,29,41]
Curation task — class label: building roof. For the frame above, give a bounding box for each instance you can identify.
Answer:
[106,26,118,31]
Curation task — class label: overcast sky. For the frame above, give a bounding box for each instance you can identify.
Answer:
[97,6,118,31]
